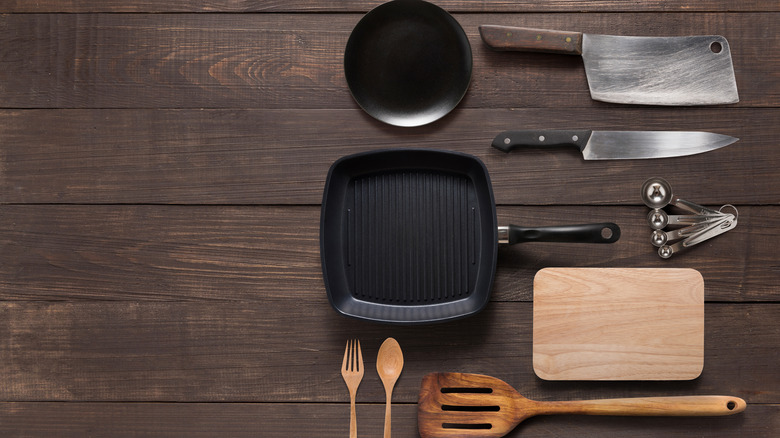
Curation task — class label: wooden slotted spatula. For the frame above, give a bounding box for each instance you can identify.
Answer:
[418,373,746,438]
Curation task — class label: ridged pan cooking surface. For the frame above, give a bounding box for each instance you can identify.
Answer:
[348,170,477,303]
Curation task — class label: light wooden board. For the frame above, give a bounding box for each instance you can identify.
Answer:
[533,268,704,381]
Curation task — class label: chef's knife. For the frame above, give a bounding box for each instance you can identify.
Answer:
[478,25,739,106]
[492,130,738,160]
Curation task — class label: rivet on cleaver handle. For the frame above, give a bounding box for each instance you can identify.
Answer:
[478,25,739,106]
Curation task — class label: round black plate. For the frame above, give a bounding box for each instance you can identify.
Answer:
[344,0,472,127]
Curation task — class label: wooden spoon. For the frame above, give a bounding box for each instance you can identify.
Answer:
[377,337,404,438]
[418,373,746,438]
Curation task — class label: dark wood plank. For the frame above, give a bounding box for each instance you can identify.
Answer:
[0,205,322,302]
[1,109,777,205]
[1,301,778,403]
[0,0,777,13]
[1,402,776,437]
[1,205,777,302]
[0,13,776,108]
[0,403,416,438]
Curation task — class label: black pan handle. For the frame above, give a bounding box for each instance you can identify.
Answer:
[500,223,620,245]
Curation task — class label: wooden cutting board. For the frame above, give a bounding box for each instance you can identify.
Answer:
[533,268,704,381]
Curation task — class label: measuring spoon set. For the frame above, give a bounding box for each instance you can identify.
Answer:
[641,177,737,258]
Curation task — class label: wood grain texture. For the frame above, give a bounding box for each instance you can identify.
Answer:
[1,205,778,302]
[377,338,404,438]
[0,0,777,13]
[418,373,745,438]
[479,25,584,54]
[418,372,529,438]
[0,13,777,109]
[1,108,777,205]
[341,339,363,438]
[533,268,704,381]
[1,2,779,436]
[1,403,776,438]
[1,301,778,403]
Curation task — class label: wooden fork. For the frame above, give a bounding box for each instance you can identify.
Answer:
[341,339,364,438]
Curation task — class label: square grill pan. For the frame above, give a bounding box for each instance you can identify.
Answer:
[320,149,498,324]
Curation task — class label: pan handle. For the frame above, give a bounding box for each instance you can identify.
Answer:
[499,223,620,245]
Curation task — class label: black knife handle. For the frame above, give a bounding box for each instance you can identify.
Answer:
[506,223,620,245]
[492,130,593,153]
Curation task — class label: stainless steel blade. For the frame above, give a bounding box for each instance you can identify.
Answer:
[582,131,738,160]
[582,34,739,105]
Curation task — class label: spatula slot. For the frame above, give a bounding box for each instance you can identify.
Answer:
[442,404,500,412]
[442,423,493,430]
[441,387,492,394]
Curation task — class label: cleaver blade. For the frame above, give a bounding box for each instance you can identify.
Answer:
[492,130,738,160]
[479,25,739,106]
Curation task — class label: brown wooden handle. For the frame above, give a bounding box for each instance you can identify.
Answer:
[383,394,392,438]
[534,396,747,417]
[349,396,357,438]
[479,25,583,55]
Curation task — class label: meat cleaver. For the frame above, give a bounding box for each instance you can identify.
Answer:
[491,129,738,160]
[479,25,739,106]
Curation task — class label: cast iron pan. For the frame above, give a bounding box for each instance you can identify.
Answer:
[344,0,472,127]
[320,149,620,324]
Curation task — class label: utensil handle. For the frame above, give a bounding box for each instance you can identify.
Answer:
[671,197,726,216]
[349,397,357,438]
[537,396,746,416]
[384,393,392,438]
[502,223,620,244]
[350,396,357,438]
[492,130,592,153]
[479,25,583,54]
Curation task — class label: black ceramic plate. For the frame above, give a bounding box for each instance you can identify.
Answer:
[344,0,472,127]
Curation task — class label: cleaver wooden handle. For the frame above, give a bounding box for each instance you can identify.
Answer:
[479,25,583,55]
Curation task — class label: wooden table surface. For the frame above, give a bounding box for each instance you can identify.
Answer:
[1,1,779,437]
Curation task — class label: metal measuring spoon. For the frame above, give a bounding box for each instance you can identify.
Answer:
[647,208,732,230]
[651,214,735,246]
[641,177,728,216]
[658,215,737,258]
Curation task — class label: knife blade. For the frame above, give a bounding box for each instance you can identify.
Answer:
[478,25,739,106]
[491,130,738,160]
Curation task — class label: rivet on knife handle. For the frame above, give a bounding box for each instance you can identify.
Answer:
[479,25,583,54]
[492,130,593,153]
